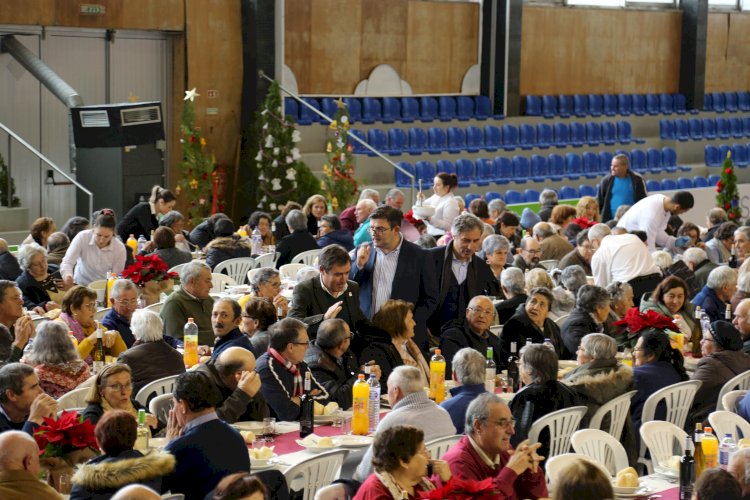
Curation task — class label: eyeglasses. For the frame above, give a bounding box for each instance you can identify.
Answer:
[81,302,97,310]
[525,249,541,255]
[104,383,132,392]
[369,225,394,236]
[292,340,310,346]
[468,307,494,317]
[241,314,255,320]
[492,418,516,429]
[116,299,138,307]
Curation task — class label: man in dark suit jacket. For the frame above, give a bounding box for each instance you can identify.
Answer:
[427,214,500,345]
[350,206,438,350]
[275,209,319,268]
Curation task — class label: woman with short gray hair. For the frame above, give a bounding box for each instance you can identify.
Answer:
[559,285,611,359]
[245,267,288,317]
[24,321,90,398]
[16,242,62,314]
[482,234,511,279]
[496,267,528,324]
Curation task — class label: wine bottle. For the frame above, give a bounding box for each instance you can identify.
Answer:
[694,423,705,479]
[93,327,105,374]
[507,341,520,392]
[680,435,696,499]
[299,372,314,438]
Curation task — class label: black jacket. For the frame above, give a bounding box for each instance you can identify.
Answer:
[275,229,319,268]
[596,170,648,223]
[304,341,362,409]
[439,317,503,374]
[16,270,54,309]
[500,305,563,363]
[194,360,269,424]
[117,340,186,395]
[495,294,527,325]
[0,252,21,281]
[560,308,605,360]
[117,202,157,242]
[205,236,252,271]
[358,341,403,393]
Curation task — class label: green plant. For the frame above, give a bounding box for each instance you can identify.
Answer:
[321,100,358,211]
[716,150,741,221]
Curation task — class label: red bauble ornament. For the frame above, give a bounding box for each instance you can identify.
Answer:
[725,168,732,174]
[725,203,731,209]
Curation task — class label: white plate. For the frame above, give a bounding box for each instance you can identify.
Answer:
[232,421,266,433]
[295,440,337,453]
[612,483,640,495]
[333,435,373,448]
[614,488,652,498]
[250,453,278,468]
[148,437,168,449]
[654,465,679,479]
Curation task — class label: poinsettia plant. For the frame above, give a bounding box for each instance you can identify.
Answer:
[419,477,497,500]
[120,254,179,287]
[613,308,678,334]
[34,410,98,458]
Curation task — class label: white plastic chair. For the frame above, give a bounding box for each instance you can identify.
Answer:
[210,273,237,293]
[527,406,587,458]
[313,483,348,500]
[292,249,323,266]
[89,279,107,306]
[169,263,189,275]
[717,371,750,411]
[722,390,748,414]
[255,252,277,269]
[424,434,462,460]
[571,428,629,477]
[135,375,179,406]
[94,307,111,321]
[708,410,750,442]
[545,453,611,490]
[75,375,96,390]
[589,390,636,441]
[214,257,257,284]
[283,449,348,500]
[554,314,569,327]
[57,387,90,411]
[539,259,559,271]
[149,393,174,425]
[145,301,163,313]
[279,263,306,280]
[641,380,701,430]
[247,267,264,284]
[639,420,688,474]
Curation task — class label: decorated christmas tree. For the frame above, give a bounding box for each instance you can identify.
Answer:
[716,150,741,221]
[322,100,358,212]
[176,89,216,227]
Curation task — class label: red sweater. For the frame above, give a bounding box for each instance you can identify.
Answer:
[354,474,427,500]
[440,435,548,500]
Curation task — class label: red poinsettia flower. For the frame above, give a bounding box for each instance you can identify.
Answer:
[419,477,496,500]
[121,254,176,287]
[613,308,678,334]
[34,410,98,458]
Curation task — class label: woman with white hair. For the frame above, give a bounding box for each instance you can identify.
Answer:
[482,234,511,279]
[24,321,90,398]
[238,267,288,317]
[731,269,750,311]
[15,242,63,314]
[116,309,185,394]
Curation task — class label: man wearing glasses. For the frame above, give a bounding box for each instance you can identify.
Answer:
[512,236,543,273]
[101,279,139,347]
[440,296,503,374]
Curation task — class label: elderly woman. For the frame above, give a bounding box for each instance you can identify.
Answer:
[483,234,511,279]
[510,344,580,460]
[734,226,750,267]
[239,297,277,355]
[630,330,688,438]
[246,210,275,246]
[22,216,56,248]
[70,410,174,500]
[148,227,191,269]
[606,281,635,347]
[501,287,563,360]
[550,265,587,319]
[525,268,553,293]
[205,219,252,270]
[365,299,430,389]
[55,285,127,364]
[82,363,157,427]
[303,194,328,236]
[239,267,288,317]
[46,232,70,266]
[159,210,194,253]
[496,267,527,324]
[116,309,185,394]
[24,321,91,398]
[560,285,611,359]
[354,425,451,500]
[641,275,701,356]
[15,242,63,314]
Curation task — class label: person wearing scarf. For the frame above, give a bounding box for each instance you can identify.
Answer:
[81,363,157,430]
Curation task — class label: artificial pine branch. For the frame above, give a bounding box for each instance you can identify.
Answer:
[715,150,741,221]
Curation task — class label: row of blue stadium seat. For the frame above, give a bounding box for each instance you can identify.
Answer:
[394,147,686,188]
[703,92,750,113]
[660,116,750,141]
[704,144,750,167]
[284,96,495,125]
[524,93,690,119]
[351,120,642,156]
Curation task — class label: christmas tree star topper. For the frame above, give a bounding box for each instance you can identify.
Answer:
[184,88,200,102]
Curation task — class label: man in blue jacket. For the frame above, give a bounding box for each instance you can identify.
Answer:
[439,348,488,433]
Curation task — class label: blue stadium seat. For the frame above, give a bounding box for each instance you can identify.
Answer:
[705,145,721,167]
[601,122,617,145]
[725,92,738,112]
[362,98,382,124]
[525,96,542,117]
[579,185,597,197]
[574,95,589,117]
[466,126,484,153]
[475,158,493,186]
[415,161,436,185]
[603,94,618,117]
[382,98,401,123]
[505,190,524,205]
[673,93,687,114]
[586,122,602,146]
[688,118,703,140]
[485,191,503,203]
[708,174,721,186]
[646,148,663,173]
[582,152,599,178]
[674,119,689,141]
[617,94,632,116]
[646,180,662,192]
[660,93,674,114]
[558,95,573,118]
[475,96,492,120]
[464,193,481,207]
[630,149,647,172]
[717,118,731,140]
[436,160,456,176]
[744,118,750,137]
[320,97,338,119]
[457,96,474,121]
[386,128,407,155]
[343,97,362,122]
[570,122,586,147]
[299,97,321,125]
[525,189,541,203]
[395,162,414,188]
[739,92,750,112]
[536,123,553,149]
[549,153,565,180]
[559,185,578,200]
[530,155,548,182]
[284,97,299,121]
[456,159,476,186]
[730,118,744,139]
[407,128,427,154]
[447,127,467,153]
[553,123,570,148]
[704,93,714,111]
[662,147,678,169]
[632,94,646,116]
[502,124,519,150]
[366,128,387,156]
[427,127,447,153]
[693,176,709,188]
[660,119,676,140]
[438,96,456,122]
[588,94,603,117]
[734,144,749,167]
[419,97,438,122]
[519,124,536,150]
[661,179,679,191]
[616,120,634,144]
[512,156,530,183]
[702,118,716,140]
[484,125,501,152]
[646,94,660,115]
[599,151,614,174]
[565,153,582,179]
[542,95,557,118]
[711,93,725,113]
[401,97,419,123]
[494,157,512,184]
[350,129,367,154]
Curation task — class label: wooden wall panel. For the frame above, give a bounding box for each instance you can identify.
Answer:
[308,0,362,94]
[706,13,750,92]
[360,0,407,82]
[406,2,454,93]
[285,0,312,92]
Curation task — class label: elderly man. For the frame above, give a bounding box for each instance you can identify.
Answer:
[117,309,185,394]
[350,206,438,348]
[551,265,588,319]
[256,318,328,420]
[616,191,694,252]
[693,266,738,322]
[704,207,729,243]
[163,372,250,500]
[46,232,70,266]
[496,267,528,325]
[0,239,21,281]
[512,236,543,272]
[733,298,750,353]
[684,247,719,291]
[354,365,456,481]
[0,431,61,499]
[439,348,487,433]
[489,198,507,222]
[275,209,319,268]
[533,221,572,261]
[440,296,503,374]
[352,199,378,247]
[560,285,612,360]
[427,214,500,341]
[102,278,138,347]
[339,188,380,234]
[112,485,161,500]
[537,190,558,222]
[0,363,57,434]
[210,298,254,359]
[304,318,380,409]
[596,153,648,223]
[0,281,33,364]
[384,188,404,210]
[442,393,547,499]
[729,445,750,498]
[160,261,214,345]
[558,228,593,275]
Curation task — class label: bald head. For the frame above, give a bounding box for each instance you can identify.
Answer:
[466,295,494,333]
[355,199,377,223]
[0,239,7,254]
[0,431,40,474]
[111,484,161,500]
[217,346,256,372]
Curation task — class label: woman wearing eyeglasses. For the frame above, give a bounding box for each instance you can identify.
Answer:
[640,275,701,356]
[15,242,64,315]
[241,267,288,318]
[82,363,157,427]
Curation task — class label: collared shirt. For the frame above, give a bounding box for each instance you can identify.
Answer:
[319,275,348,298]
[451,257,470,285]
[616,193,676,252]
[60,229,127,286]
[468,433,500,467]
[371,235,404,316]
[591,233,661,286]
[182,410,219,433]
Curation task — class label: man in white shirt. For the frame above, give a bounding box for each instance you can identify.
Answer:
[616,192,694,252]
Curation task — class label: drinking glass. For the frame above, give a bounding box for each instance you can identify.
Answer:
[262,417,276,441]
[504,377,514,393]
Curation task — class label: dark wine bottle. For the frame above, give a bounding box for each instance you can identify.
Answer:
[299,372,314,438]
[680,435,696,500]
[507,341,520,392]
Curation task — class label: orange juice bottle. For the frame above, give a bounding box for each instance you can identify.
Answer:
[126,234,138,258]
[702,427,719,469]
[352,374,369,435]
[105,272,117,305]
[183,318,199,368]
[430,349,446,403]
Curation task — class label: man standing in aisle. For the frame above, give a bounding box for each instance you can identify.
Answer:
[596,154,648,223]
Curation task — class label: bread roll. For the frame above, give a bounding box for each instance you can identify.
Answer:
[615,467,638,488]
[318,436,334,447]
[324,402,339,415]
[239,430,255,444]
[314,401,325,416]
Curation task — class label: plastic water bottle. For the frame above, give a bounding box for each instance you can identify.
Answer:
[719,433,738,469]
[367,373,380,433]
[136,235,147,254]
[543,338,554,351]
[183,318,199,368]
[251,226,263,255]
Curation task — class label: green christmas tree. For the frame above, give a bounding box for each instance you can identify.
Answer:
[322,100,358,212]
[0,152,20,207]
[716,150,741,221]
[176,89,215,228]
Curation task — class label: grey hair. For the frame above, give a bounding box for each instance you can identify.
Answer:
[652,250,673,271]
[482,234,510,256]
[26,321,81,365]
[0,363,34,403]
[250,267,280,294]
[500,267,525,296]
[357,199,377,212]
[482,223,495,239]
[532,222,555,239]
[738,272,750,294]
[588,223,611,243]
[285,209,307,231]
[359,188,380,202]
[683,247,708,266]
[539,189,558,205]
[387,366,424,395]
[614,205,631,220]
[525,268,553,291]
[181,261,210,285]
[130,309,164,342]
[316,318,348,349]
[735,226,750,242]
[519,343,558,384]
[576,284,611,313]
[452,348,486,385]
[110,278,137,299]
[451,213,484,237]
[295,266,319,282]
[560,265,587,295]
[580,333,617,360]
[607,281,633,305]
[385,188,404,201]
[159,210,185,228]
[465,392,506,435]
[707,266,737,290]
[488,199,506,214]
[17,242,46,270]
[730,447,750,485]
[709,208,728,225]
